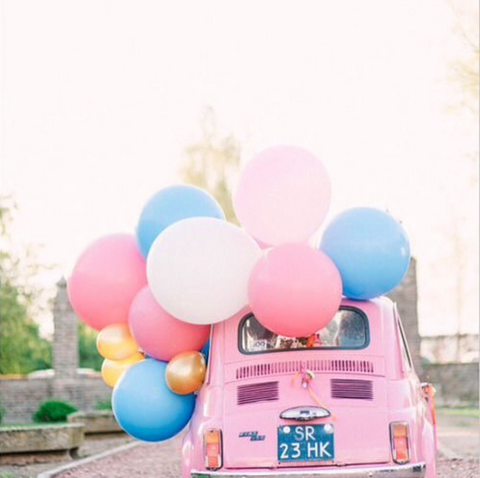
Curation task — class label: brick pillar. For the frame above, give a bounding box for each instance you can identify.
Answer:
[52,277,78,379]
[389,258,423,375]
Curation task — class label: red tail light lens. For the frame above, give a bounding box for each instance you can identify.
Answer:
[204,428,222,470]
[390,422,410,464]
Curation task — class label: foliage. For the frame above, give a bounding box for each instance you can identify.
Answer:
[0,196,52,374]
[78,320,102,371]
[33,400,78,423]
[449,0,479,117]
[95,398,113,411]
[182,107,241,223]
[0,401,5,425]
[438,406,479,419]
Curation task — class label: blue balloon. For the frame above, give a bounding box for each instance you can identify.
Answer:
[319,208,410,300]
[201,340,210,364]
[112,359,195,442]
[136,185,225,258]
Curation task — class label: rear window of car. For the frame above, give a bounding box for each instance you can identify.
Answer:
[239,307,369,354]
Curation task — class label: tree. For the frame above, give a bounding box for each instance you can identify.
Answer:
[181,107,241,223]
[78,320,102,371]
[445,0,479,358]
[0,196,52,374]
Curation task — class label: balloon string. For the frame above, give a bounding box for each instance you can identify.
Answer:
[292,369,336,422]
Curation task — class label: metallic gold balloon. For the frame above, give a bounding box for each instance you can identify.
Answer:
[101,352,145,387]
[96,323,139,360]
[166,351,206,395]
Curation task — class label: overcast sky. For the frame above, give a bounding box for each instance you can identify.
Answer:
[2,0,478,336]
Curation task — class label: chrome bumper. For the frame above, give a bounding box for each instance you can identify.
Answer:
[191,462,426,478]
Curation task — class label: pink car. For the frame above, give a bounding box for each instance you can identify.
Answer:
[182,297,437,477]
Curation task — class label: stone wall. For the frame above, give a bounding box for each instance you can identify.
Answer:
[423,362,479,406]
[0,376,111,424]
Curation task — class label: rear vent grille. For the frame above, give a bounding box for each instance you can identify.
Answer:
[236,359,374,380]
[330,379,373,400]
[237,381,279,405]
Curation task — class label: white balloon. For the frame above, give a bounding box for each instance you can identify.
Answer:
[147,217,262,325]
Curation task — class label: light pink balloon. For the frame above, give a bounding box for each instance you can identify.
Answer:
[129,286,210,361]
[68,234,147,331]
[248,243,342,338]
[234,146,331,246]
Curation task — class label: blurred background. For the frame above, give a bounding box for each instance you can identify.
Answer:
[0,0,478,417]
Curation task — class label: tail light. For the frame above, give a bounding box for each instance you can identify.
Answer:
[204,428,222,470]
[390,422,410,464]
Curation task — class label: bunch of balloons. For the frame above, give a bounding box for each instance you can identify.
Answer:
[68,145,410,442]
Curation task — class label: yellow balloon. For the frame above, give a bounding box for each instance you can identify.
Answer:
[96,324,139,360]
[101,352,145,387]
[166,351,206,395]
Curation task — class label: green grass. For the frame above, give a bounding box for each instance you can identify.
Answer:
[0,472,17,478]
[437,407,479,418]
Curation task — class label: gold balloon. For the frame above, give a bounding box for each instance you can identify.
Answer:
[96,323,139,360]
[101,352,145,387]
[166,351,207,395]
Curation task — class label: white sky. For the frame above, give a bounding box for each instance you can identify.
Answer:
[2,0,479,336]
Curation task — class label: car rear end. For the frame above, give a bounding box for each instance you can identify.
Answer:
[187,299,427,477]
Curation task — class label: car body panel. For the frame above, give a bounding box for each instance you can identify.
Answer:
[182,298,437,477]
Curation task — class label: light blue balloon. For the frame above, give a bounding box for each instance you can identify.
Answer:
[201,340,210,364]
[319,208,410,300]
[112,359,195,442]
[136,185,225,258]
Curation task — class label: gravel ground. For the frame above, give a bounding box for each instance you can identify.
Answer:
[437,457,479,478]
[55,439,182,478]
[51,442,477,478]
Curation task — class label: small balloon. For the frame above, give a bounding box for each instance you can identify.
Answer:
[249,244,342,337]
[147,217,262,324]
[166,351,207,395]
[136,185,225,258]
[233,146,331,246]
[319,208,411,300]
[101,352,145,387]
[113,359,195,442]
[96,324,139,360]
[129,286,210,362]
[68,234,147,330]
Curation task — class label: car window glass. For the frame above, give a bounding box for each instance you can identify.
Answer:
[240,308,369,354]
[398,317,413,372]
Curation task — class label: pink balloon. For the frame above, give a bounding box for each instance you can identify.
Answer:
[129,286,210,361]
[234,146,331,246]
[248,244,342,338]
[68,234,147,331]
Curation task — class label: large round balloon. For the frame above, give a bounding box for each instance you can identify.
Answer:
[112,359,195,442]
[249,244,342,337]
[136,185,225,258]
[319,208,411,300]
[129,286,210,361]
[96,324,139,361]
[233,146,331,246]
[68,234,147,330]
[101,352,145,387]
[166,351,206,395]
[147,217,262,324]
